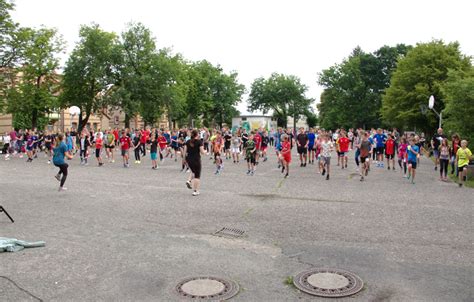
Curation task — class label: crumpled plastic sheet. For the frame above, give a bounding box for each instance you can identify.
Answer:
[0,237,45,253]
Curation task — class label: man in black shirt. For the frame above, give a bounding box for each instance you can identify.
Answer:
[431,128,446,171]
[296,127,309,167]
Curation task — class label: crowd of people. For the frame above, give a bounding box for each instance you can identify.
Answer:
[1,125,472,194]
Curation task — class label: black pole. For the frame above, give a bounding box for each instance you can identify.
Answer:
[0,206,14,223]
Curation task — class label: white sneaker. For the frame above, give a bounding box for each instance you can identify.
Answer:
[192,191,200,196]
[58,187,67,192]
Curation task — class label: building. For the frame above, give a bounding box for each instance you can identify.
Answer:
[231,115,278,133]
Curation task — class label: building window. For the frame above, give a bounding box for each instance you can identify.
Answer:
[242,117,247,121]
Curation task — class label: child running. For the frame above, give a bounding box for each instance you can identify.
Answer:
[398,137,408,178]
[407,138,420,184]
[120,130,132,168]
[456,140,472,187]
[94,133,104,166]
[245,132,257,175]
[280,134,291,178]
[385,134,395,170]
[320,134,334,180]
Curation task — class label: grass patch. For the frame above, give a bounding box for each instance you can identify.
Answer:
[284,276,295,287]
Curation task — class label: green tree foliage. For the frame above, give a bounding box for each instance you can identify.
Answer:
[6,27,64,129]
[61,24,121,132]
[318,45,411,130]
[442,67,474,143]
[115,22,159,126]
[248,73,311,127]
[382,40,471,133]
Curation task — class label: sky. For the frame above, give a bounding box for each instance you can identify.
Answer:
[11,0,474,115]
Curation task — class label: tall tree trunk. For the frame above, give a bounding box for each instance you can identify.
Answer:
[124,113,130,129]
[31,108,38,130]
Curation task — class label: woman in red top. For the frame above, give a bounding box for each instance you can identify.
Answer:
[279,134,291,178]
[158,132,167,162]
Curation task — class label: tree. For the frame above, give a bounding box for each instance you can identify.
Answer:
[248,73,311,128]
[0,0,34,112]
[318,45,411,130]
[61,24,120,132]
[206,68,245,127]
[6,27,64,129]
[115,22,160,126]
[442,67,474,143]
[382,40,471,134]
[184,60,215,126]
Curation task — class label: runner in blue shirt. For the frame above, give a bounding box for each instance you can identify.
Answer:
[407,138,420,184]
[53,134,74,191]
[307,128,316,164]
[373,128,387,167]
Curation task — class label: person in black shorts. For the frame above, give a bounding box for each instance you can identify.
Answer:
[184,129,206,196]
[296,127,308,167]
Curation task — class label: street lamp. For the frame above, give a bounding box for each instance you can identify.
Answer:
[428,95,442,128]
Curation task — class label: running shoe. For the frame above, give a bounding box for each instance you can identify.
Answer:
[246,170,251,175]
[186,181,192,189]
[58,187,67,192]
[326,174,330,180]
[192,191,200,196]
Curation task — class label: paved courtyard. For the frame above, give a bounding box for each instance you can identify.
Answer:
[0,150,472,301]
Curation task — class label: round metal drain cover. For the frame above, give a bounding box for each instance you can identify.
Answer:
[293,268,364,298]
[176,276,239,300]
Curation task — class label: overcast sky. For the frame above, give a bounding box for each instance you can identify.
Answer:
[12,0,474,114]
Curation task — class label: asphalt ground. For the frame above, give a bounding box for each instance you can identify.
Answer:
[0,148,472,301]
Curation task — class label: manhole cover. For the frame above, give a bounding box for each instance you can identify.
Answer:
[293,268,364,298]
[176,276,239,300]
[213,227,245,239]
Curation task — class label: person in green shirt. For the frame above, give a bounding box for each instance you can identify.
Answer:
[456,140,472,187]
[246,132,256,176]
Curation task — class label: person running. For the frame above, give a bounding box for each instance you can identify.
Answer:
[307,128,316,164]
[245,132,257,175]
[275,128,283,169]
[171,131,180,161]
[296,127,308,167]
[359,132,371,181]
[438,138,450,181]
[385,134,396,170]
[353,130,362,172]
[224,130,232,160]
[119,130,132,168]
[253,130,262,164]
[431,128,446,171]
[53,133,73,191]
[320,134,334,180]
[140,128,149,157]
[150,133,158,170]
[456,140,472,187]
[450,134,461,176]
[79,132,90,165]
[261,130,269,162]
[407,138,420,184]
[231,134,241,163]
[132,130,141,164]
[94,133,104,166]
[213,131,224,174]
[398,137,408,178]
[373,128,386,167]
[105,130,115,163]
[338,131,350,169]
[158,131,168,162]
[280,134,291,178]
[184,129,207,196]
